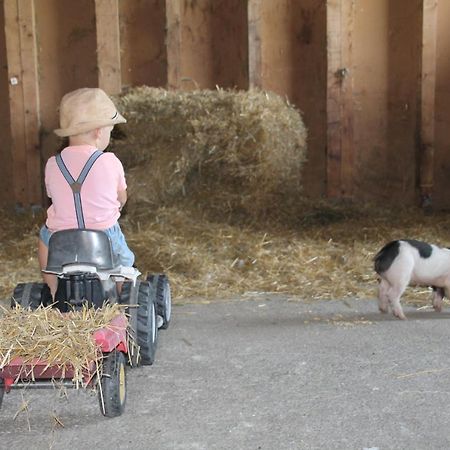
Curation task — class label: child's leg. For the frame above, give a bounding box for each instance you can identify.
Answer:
[104,223,135,297]
[104,223,135,267]
[38,238,57,297]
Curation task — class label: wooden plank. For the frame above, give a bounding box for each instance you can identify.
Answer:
[95,0,122,94]
[4,0,41,207]
[166,0,183,90]
[3,0,26,206]
[326,0,341,198]
[326,0,354,198]
[419,0,438,207]
[339,0,354,198]
[248,0,262,88]
[18,0,41,206]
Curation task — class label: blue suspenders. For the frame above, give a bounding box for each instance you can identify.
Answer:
[55,150,104,229]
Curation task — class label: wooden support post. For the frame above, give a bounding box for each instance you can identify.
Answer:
[166,0,183,90]
[326,0,354,198]
[4,0,42,207]
[95,0,122,94]
[419,0,438,209]
[248,0,263,89]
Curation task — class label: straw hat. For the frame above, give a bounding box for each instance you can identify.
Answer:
[54,88,126,137]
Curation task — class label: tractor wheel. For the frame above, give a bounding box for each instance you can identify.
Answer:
[119,281,140,367]
[147,274,172,330]
[98,350,127,418]
[137,281,158,365]
[10,283,50,309]
[119,281,158,366]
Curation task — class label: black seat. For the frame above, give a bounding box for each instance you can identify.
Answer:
[46,229,116,272]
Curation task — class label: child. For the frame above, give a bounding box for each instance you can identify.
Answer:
[38,87,134,296]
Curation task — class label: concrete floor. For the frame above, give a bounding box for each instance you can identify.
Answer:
[1,296,450,450]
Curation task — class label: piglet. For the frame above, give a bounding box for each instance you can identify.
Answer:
[374,239,450,319]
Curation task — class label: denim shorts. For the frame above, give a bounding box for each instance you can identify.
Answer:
[39,223,135,267]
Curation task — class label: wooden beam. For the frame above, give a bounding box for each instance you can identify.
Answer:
[166,0,183,90]
[419,0,438,208]
[326,0,354,198]
[248,0,263,88]
[4,0,42,207]
[95,0,122,94]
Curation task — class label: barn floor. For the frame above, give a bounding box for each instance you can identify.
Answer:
[1,295,450,450]
[2,201,450,306]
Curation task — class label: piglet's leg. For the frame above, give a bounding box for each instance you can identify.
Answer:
[387,283,408,320]
[377,279,389,313]
[432,287,444,312]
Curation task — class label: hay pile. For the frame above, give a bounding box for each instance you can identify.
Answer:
[0,202,449,308]
[111,87,307,219]
[123,201,450,305]
[0,304,123,386]
[0,209,42,290]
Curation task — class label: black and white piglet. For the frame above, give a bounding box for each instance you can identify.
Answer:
[374,239,450,319]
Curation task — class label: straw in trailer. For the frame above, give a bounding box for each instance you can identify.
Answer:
[0,304,123,387]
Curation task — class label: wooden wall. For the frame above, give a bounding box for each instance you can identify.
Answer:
[166,0,248,90]
[1,0,450,209]
[37,0,97,172]
[353,0,422,205]
[119,0,166,88]
[434,0,450,207]
[251,0,327,198]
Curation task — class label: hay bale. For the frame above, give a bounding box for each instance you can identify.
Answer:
[111,87,307,219]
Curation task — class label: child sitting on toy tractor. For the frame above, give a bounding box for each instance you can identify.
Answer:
[37,87,133,298]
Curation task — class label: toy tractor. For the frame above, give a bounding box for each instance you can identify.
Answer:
[0,228,171,417]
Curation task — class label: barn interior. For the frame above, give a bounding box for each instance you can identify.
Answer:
[0,0,448,305]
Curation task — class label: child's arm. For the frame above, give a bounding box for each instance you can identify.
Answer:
[118,189,127,211]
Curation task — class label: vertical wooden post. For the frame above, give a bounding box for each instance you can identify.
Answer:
[4,0,42,207]
[419,0,438,208]
[326,0,354,198]
[95,0,122,94]
[248,0,263,88]
[166,0,183,90]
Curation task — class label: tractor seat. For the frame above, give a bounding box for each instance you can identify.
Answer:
[46,229,117,273]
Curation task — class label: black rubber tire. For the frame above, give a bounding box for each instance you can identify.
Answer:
[119,282,140,367]
[137,281,158,365]
[98,350,127,418]
[119,281,158,366]
[10,283,50,309]
[147,274,172,330]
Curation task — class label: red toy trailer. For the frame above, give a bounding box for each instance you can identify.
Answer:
[0,313,129,417]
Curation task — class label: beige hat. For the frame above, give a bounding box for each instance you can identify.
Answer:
[54,88,126,137]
